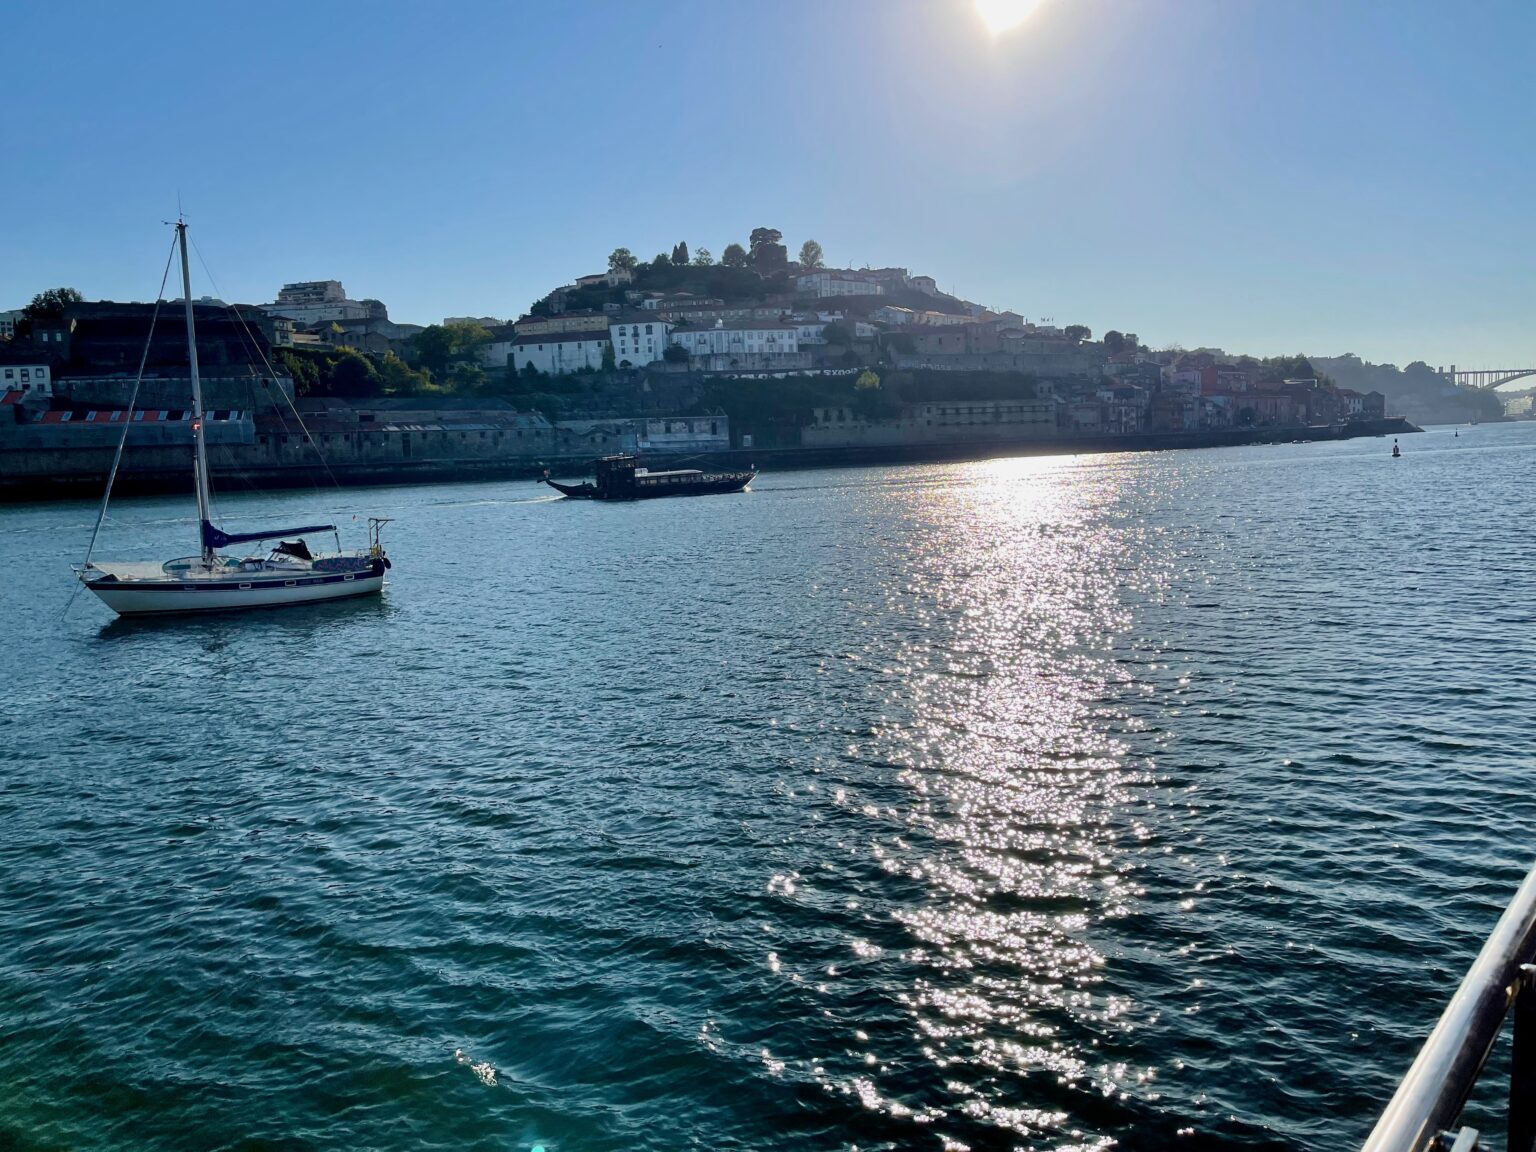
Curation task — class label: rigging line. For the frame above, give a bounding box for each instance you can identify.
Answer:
[188,236,346,496]
[183,244,312,496]
[81,231,180,571]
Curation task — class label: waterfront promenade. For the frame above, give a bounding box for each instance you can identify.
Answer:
[0,414,1418,499]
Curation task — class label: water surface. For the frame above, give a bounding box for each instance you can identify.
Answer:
[3,424,1534,1151]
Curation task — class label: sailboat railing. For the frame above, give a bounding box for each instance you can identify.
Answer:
[1361,861,1536,1152]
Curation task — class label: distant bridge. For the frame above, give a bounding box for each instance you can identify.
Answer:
[1439,365,1536,391]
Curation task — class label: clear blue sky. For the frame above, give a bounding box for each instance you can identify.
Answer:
[3,0,1531,370]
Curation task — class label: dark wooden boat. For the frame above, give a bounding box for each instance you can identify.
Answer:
[545,454,754,501]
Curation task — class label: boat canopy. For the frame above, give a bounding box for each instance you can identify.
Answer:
[201,520,337,549]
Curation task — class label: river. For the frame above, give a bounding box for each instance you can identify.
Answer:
[3,423,1534,1151]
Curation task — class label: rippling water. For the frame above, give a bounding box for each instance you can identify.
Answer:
[4,424,1535,1151]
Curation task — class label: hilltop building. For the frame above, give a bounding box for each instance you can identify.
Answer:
[669,320,800,358]
[797,271,887,298]
[513,311,611,338]
[260,281,385,325]
[511,330,610,375]
[574,269,634,289]
[610,317,672,367]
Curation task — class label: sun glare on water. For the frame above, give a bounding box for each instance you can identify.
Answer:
[975,0,1041,35]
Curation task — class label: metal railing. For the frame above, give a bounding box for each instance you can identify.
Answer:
[1363,863,1536,1152]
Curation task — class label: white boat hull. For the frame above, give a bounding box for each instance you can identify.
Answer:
[85,571,385,616]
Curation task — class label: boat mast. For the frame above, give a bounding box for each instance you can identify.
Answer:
[176,221,213,563]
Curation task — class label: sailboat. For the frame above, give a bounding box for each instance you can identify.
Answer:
[75,221,392,616]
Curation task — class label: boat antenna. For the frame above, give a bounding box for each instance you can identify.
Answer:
[82,228,180,570]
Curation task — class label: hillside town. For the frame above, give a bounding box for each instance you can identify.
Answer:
[0,227,1438,493]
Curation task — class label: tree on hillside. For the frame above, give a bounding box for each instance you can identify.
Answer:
[378,352,428,395]
[1103,330,1126,354]
[329,349,383,398]
[24,287,83,320]
[721,243,749,268]
[609,248,638,275]
[276,349,321,396]
[692,247,713,266]
[672,241,690,266]
[447,362,486,393]
[1261,353,1320,382]
[1064,324,1091,343]
[1124,332,1140,350]
[412,325,456,375]
[602,342,616,371]
[798,240,824,270]
[651,253,671,269]
[447,322,493,359]
[820,321,853,346]
[749,226,788,276]
[663,343,689,364]
[855,370,881,391]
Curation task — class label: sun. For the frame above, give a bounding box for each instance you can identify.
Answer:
[975,0,1041,35]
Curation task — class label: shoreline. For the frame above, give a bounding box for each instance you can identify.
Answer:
[0,416,1419,502]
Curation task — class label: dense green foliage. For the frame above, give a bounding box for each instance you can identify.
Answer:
[1256,353,1326,383]
[409,323,492,376]
[276,347,395,398]
[23,287,82,322]
[1312,354,1506,423]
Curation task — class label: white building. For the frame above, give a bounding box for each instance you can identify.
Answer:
[913,310,972,327]
[796,271,886,298]
[610,318,672,367]
[909,275,938,295]
[669,321,800,359]
[0,310,21,340]
[477,325,520,369]
[574,269,634,289]
[877,305,969,327]
[511,330,611,375]
[260,280,375,324]
[0,363,52,395]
